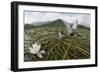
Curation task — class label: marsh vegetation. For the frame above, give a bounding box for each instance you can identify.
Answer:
[24,19,90,62]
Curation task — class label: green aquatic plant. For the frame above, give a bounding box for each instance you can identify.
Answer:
[24,26,90,62]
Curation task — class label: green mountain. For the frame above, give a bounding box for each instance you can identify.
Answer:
[78,25,90,30]
[24,19,66,29]
[39,19,65,27]
[24,19,90,30]
[24,24,36,29]
[31,21,50,26]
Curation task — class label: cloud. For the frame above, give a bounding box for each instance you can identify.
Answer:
[24,11,90,27]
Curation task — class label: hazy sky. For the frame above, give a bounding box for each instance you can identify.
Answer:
[24,11,90,27]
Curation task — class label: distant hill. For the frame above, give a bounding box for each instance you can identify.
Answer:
[78,25,90,30]
[24,19,90,30]
[24,24,36,29]
[24,19,65,29]
[31,21,51,26]
[39,19,65,27]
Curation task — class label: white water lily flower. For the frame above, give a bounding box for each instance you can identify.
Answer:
[37,50,45,58]
[59,32,62,39]
[28,43,45,58]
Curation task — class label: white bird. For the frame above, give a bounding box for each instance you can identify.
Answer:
[28,43,45,58]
